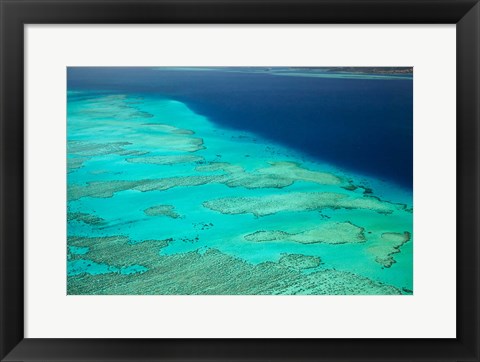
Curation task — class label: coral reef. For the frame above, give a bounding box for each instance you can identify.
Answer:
[126,155,204,165]
[257,161,342,185]
[195,162,244,174]
[196,161,342,189]
[144,205,182,219]
[203,192,398,217]
[68,235,169,268]
[67,176,225,201]
[151,136,205,152]
[67,243,400,295]
[68,180,139,201]
[278,253,321,270]
[67,157,87,172]
[68,141,136,157]
[140,123,195,135]
[245,222,365,244]
[368,231,411,268]
[68,160,375,203]
[67,212,105,226]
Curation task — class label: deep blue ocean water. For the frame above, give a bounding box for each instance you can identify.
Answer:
[67,67,413,189]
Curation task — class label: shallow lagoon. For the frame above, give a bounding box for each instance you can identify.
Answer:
[67,68,413,295]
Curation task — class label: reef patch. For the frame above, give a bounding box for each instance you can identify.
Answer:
[67,212,105,226]
[140,123,195,135]
[144,205,182,219]
[245,222,365,244]
[203,192,398,217]
[67,157,87,172]
[67,246,400,295]
[278,253,322,270]
[126,154,204,165]
[368,231,411,268]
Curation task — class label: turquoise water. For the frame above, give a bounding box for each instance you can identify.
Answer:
[67,70,413,295]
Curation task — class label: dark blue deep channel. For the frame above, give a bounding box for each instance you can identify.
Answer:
[68,67,413,189]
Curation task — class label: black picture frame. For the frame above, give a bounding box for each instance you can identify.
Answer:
[1,1,479,361]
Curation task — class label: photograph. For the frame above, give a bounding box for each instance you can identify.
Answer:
[66,66,413,295]
[3,0,479,359]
